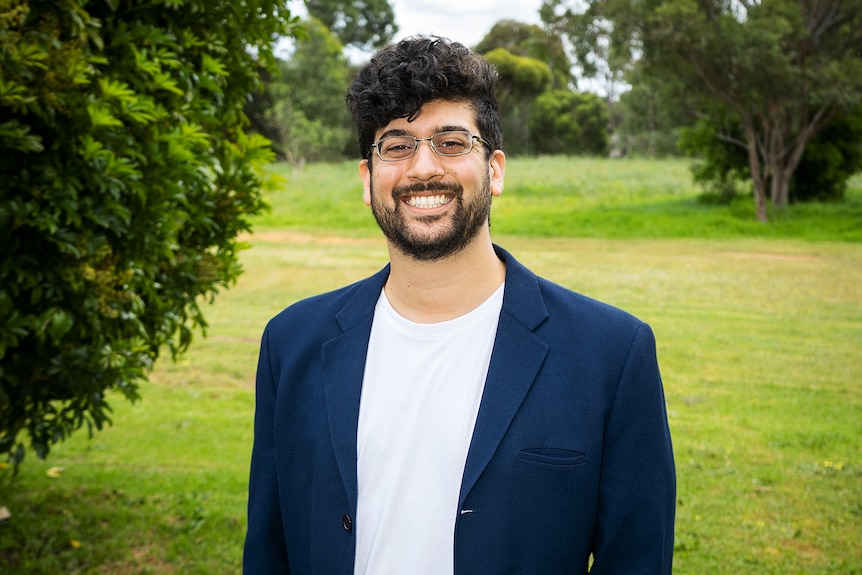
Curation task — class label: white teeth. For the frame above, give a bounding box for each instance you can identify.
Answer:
[406,195,449,208]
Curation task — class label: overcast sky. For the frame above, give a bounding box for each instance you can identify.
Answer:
[282,1,546,63]
[390,0,544,48]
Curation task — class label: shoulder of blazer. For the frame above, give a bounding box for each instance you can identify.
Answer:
[265,264,390,336]
[494,244,646,337]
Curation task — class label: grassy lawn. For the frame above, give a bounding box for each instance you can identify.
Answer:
[1,157,860,573]
[257,157,862,241]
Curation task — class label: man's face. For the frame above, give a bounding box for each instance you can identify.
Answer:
[359,99,505,262]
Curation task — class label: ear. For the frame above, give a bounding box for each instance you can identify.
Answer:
[488,149,505,197]
[359,159,371,206]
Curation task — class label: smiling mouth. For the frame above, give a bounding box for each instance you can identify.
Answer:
[404,194,452,209]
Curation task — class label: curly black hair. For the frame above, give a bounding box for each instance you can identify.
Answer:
[346,36,502,160]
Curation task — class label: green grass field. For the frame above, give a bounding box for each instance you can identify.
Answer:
[1,157,860,573]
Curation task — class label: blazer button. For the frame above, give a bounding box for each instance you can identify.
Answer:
[342,513,353,532]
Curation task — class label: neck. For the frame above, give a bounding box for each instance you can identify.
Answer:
[384,232,505,323]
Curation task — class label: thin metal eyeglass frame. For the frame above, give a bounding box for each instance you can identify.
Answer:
[370,131,490,162]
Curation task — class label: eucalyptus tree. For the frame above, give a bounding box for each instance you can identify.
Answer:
[475,19,574,89]
[267,18,354,165]
[543,0,862,221]
[304,0,397,50]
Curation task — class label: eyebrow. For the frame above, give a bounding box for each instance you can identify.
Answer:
[377,125,472,139]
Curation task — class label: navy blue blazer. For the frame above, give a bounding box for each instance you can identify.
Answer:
[244,246,675,574]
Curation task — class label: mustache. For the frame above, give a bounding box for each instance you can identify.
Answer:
[392,181,462,200]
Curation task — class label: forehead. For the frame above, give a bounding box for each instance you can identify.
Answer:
[377,99,478,137]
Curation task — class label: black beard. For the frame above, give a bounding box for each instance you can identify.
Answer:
[370,177,492,262]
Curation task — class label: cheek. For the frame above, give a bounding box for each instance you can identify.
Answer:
[372,169,404,196]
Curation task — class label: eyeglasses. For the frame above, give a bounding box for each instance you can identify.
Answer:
[370,130,489,162]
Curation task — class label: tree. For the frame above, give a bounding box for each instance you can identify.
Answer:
[475,19,574,89]
[276,18,354,163]
[677,116,754,203]
[529,90,610,155]
[680,106,862,203]
[249,18,354,165]
[243,63,284,161]
[304,0,396,50]
[540,0,632,100]
[0,0,300,469]
[615,61,690,157]
[790,104,862,202]
[483,48,553,155]
[543,0,862,221]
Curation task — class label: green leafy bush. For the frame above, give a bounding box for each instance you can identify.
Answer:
[529,89,610,156]
[0,0,298,468]
[790,105,862,202]
[677,118,751,204]
[484,48,552,155]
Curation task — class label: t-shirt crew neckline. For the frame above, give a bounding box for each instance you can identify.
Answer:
[378,282,506,338]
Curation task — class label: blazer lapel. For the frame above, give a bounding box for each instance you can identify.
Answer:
[322,266,389,512]
[318,251,549,511]
[459,247,550,507]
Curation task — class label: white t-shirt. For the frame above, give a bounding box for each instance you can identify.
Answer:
[354,284,504,575]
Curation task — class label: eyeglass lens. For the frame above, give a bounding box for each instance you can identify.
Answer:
[375,131,474,161]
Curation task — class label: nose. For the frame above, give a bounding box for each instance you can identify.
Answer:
[406,139,445,180]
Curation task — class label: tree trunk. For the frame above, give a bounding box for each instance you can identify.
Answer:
[771,127,816,209]
[771,167,791,209]
[744,127,769,222]
[753,179,768,223]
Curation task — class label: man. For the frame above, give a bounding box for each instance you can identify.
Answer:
[244,37,675,574]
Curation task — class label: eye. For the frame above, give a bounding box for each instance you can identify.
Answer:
[438,140,465,151]
[381,137,415,156]
[434,132,469,153]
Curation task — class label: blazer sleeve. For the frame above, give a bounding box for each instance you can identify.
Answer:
[590,322,676,574]
[243,325,291,574]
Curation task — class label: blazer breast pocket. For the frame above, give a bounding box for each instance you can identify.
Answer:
[519,448,587,467]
